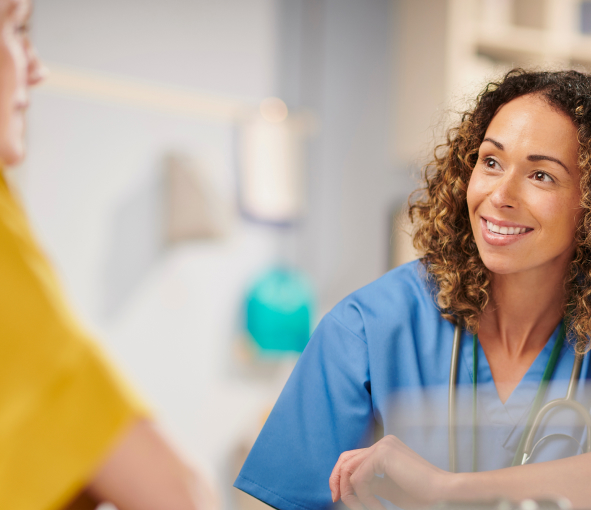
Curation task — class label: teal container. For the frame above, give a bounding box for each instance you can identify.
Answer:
[246,268,314,354]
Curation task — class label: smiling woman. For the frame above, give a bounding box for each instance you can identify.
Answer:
[234,69,591,510]
[467,96,582,402]
[331,72,591,508]
[411,72,591,357]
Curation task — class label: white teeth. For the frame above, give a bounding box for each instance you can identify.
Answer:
[486,220,528,235]
[486,220,501,233]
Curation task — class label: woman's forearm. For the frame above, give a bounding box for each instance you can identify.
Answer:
[332,437,591,509]
[447,452,591,507]
[87,419,218,510]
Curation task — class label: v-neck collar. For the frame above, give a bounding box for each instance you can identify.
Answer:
[460,321,566,428]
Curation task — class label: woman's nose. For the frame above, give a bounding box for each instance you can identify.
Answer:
[488,171,521,209]
[26,41,48,87]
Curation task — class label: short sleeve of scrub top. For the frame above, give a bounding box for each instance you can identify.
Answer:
[235,260,591,510]
[0,175,150,510]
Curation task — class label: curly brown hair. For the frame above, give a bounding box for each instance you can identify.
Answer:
[409,68,591,353]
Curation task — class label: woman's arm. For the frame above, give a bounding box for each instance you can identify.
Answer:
[84,419,218,510]
[450,453,590,504]
[330,435,591,510]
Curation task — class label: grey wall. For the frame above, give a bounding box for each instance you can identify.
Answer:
[31,0,409,320]
[277,0,411,314]
[27,0,279,323]
[33,0,277,98]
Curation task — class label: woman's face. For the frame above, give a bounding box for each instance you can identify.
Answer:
[0,0,43,167]
[467,93,581,277]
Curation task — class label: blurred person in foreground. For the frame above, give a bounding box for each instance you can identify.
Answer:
[0,1,217,509]
[236,68,591,510]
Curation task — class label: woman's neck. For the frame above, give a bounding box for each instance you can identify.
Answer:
[479,265,567,358]
[477,264,569,403]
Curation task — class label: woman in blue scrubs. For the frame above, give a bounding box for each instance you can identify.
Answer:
[235,69,591,509]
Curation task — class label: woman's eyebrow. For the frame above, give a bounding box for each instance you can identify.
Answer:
[482,137,570,174]
[482,137,504,150]
[527,154,569,173]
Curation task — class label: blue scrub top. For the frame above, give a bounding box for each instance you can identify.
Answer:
[234,260,591,510]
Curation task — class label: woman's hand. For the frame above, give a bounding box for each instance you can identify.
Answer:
[329,435,454,510]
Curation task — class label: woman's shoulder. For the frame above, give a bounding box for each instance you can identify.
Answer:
[330,259,436,317]
[324,259,440,342]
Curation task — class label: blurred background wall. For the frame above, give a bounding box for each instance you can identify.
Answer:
[17,0,591,508]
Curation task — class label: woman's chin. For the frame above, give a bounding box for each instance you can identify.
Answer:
[480,257,524,276]
[0,142,26,168]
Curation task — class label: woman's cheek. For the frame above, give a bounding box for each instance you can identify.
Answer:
[466,172,488,212]
[533,195,575,249]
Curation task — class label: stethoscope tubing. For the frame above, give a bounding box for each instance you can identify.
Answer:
[448,318,463,473]
[447,321,590,472]
[519,355,591,465]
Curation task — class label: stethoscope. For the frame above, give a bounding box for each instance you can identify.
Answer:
[448,318,591,472]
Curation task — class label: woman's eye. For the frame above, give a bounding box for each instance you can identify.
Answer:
[483,157,497,169]
[533,171,553,182]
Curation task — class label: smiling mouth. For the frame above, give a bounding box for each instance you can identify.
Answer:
[485,220,532,236]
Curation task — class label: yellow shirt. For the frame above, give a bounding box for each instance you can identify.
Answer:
[0,174,149,510]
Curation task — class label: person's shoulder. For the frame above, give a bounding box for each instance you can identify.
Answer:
[332,259,434,315]
[325,260,437,342]
[368,259,432,297]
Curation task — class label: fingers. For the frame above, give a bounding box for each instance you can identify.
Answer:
[330,443,388,508]
[374,479,422,510]
[329,448,367,502]
[342,490,385,510]
[330,435,445,510]
[330,436,412,509]
[352,473,388,510]
[340,447,380,507]
[347,474,418,510]
[349,449,386,509]
[340,484,366,510]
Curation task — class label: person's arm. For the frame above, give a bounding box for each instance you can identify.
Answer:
[449,453,591,505]
[84,419,218,510]
[330,435,591,510]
